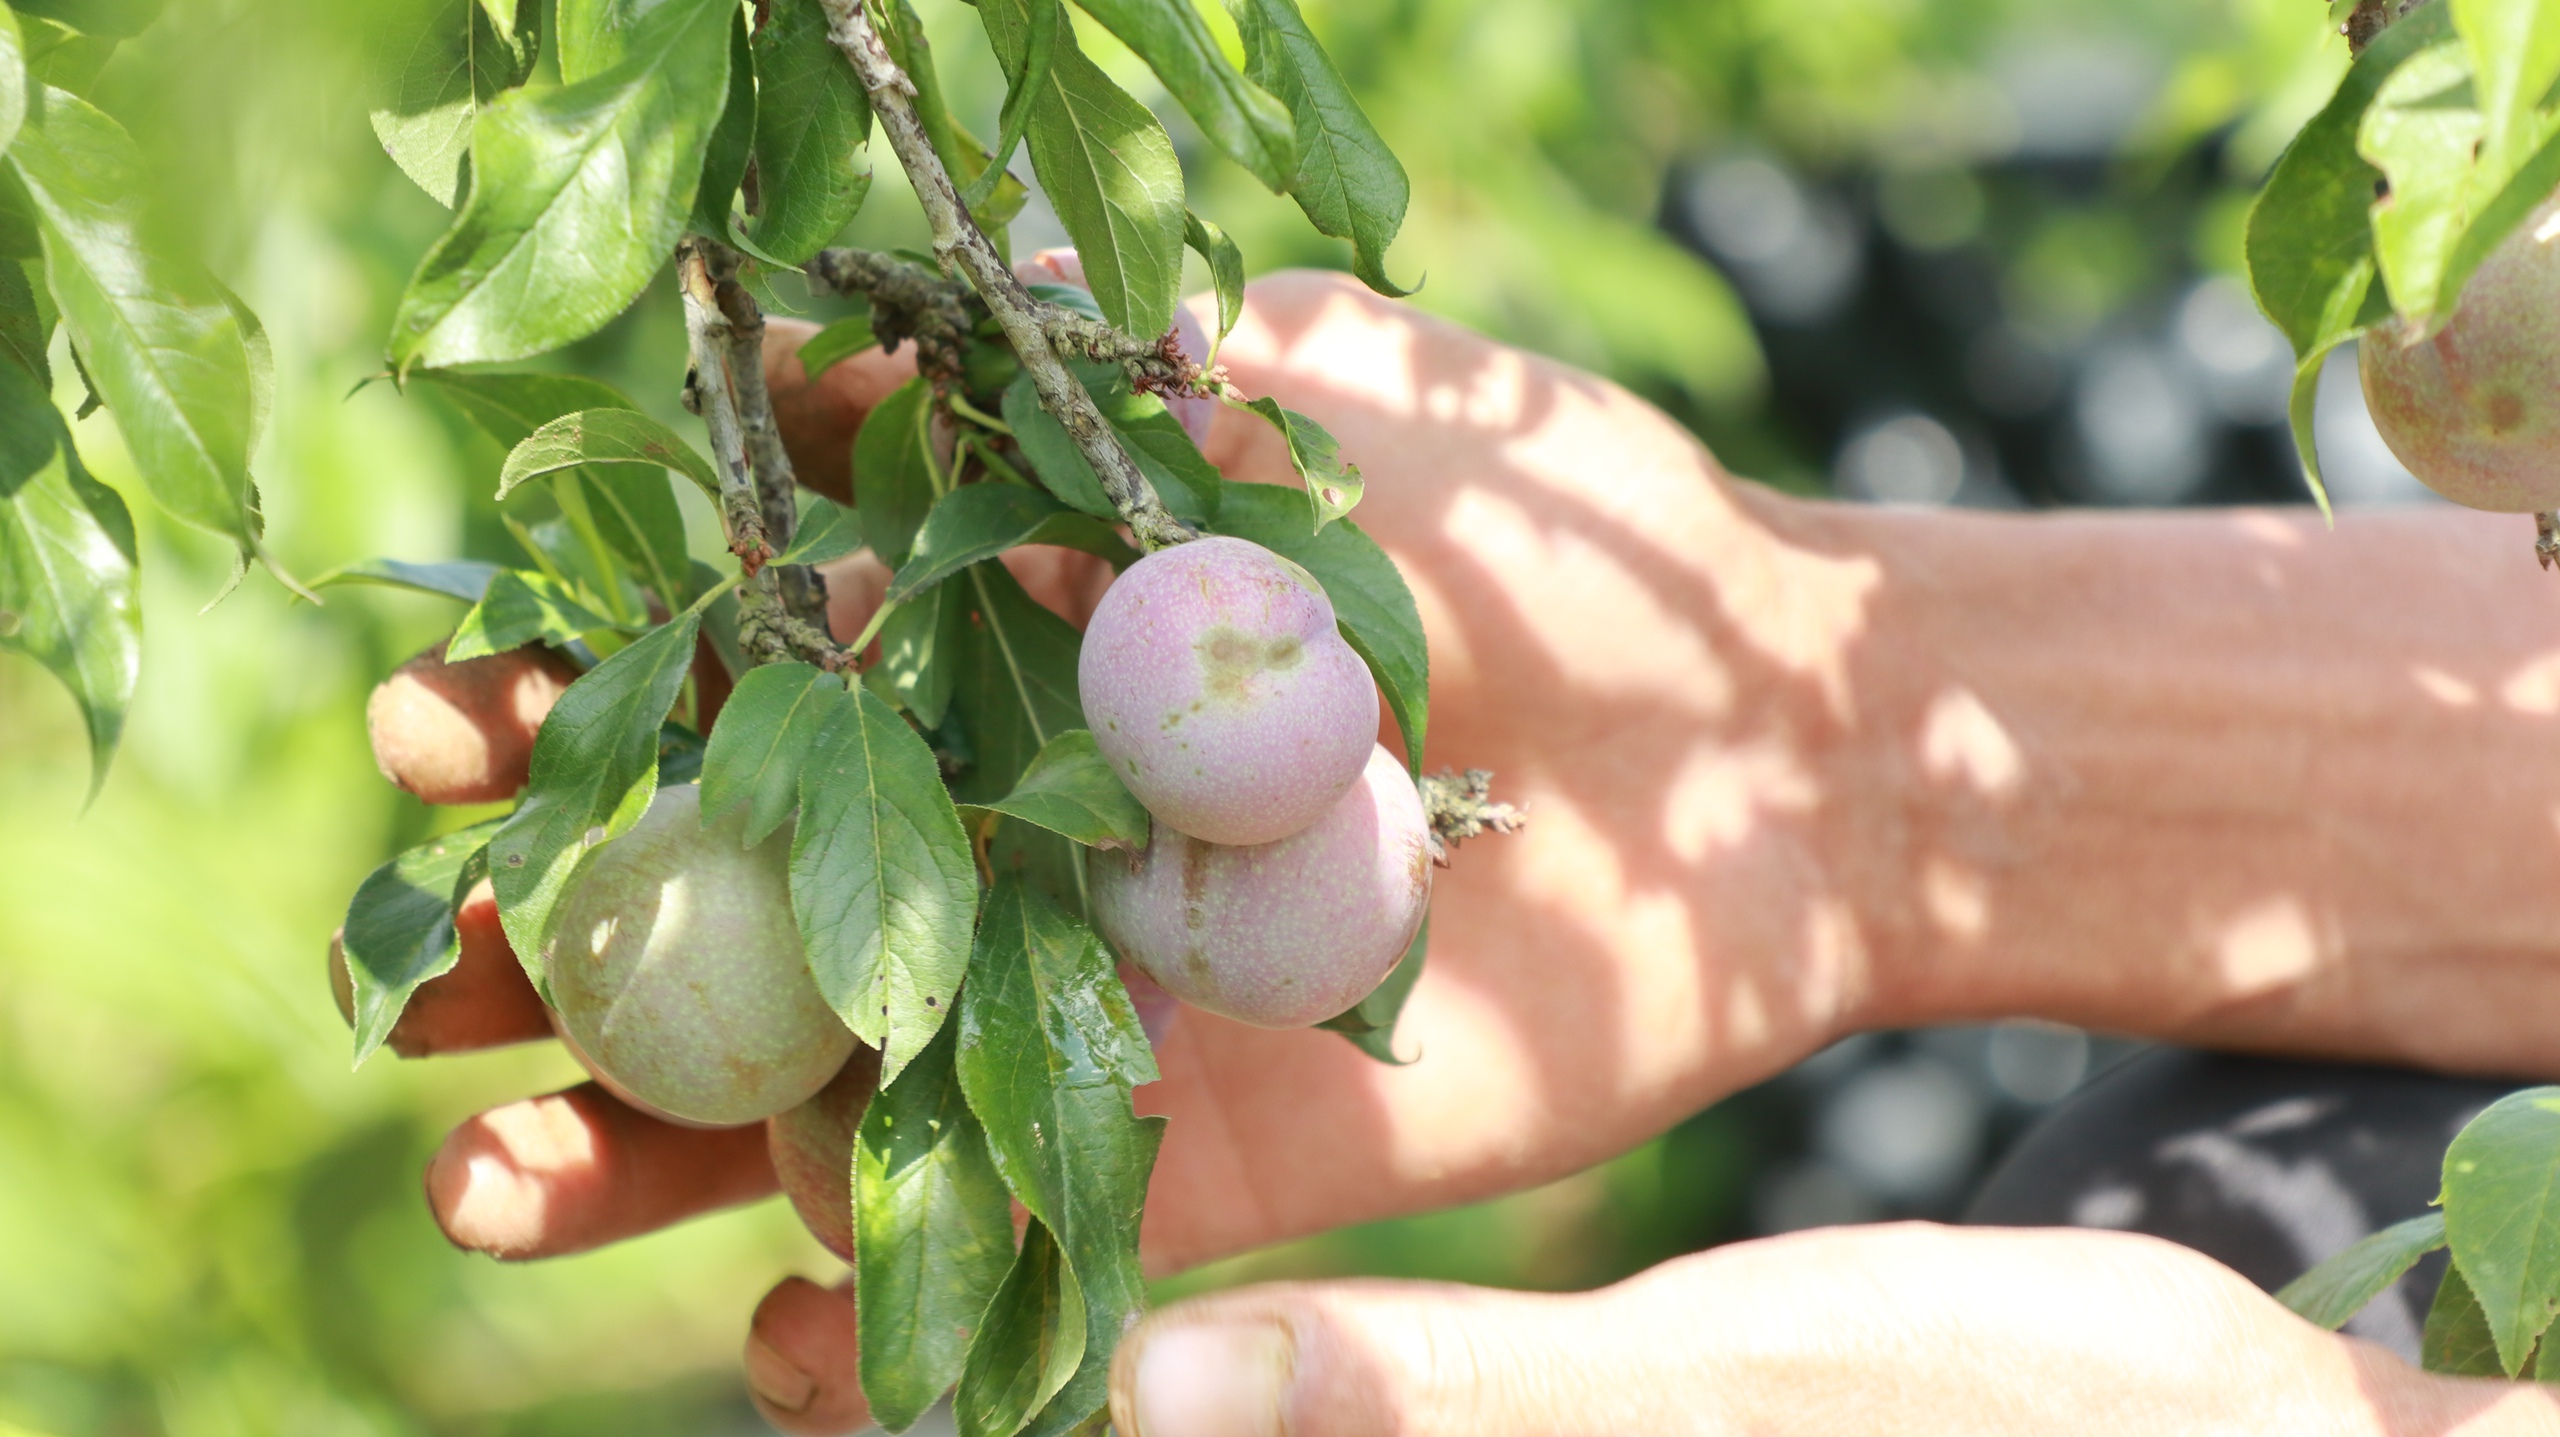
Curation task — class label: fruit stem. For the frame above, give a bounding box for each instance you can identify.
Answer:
[814,0,1197,552]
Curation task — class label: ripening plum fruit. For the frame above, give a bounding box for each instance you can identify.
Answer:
[1092,745,1431,1028]
[367,639,579,805]
[767,1049,881,1264]
[1080,537,1377,846]
[2361,198,2560,512]
[547,784,853,1127]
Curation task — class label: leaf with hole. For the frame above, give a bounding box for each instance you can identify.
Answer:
[1235,395,1358,530]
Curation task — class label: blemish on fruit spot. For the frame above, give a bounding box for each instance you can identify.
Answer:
[2488,392,2528,433]
[1197,627,1304,701]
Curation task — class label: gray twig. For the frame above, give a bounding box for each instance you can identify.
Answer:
[814,0,1194,551]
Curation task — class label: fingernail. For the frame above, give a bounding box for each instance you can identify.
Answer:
[1125,1320,1293,1437]
[745,1333,818,1414]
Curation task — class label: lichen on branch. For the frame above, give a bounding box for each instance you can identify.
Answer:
[1418,768,1526,863]
[814,0,1195,552]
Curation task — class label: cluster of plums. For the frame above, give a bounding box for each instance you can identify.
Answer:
[341,532,1429,1262]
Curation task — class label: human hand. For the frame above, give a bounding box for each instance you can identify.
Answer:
[374,269,1905,1431]
[1101,1222,2560,1437]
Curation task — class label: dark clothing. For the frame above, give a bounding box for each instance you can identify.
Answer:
[1962,1048,2524,1361]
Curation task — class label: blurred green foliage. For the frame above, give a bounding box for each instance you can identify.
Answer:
[0,0,2349,1430]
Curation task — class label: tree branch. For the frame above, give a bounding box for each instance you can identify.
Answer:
[706,248,829,626]
[815,0,1195,551]
[680,240,852,673]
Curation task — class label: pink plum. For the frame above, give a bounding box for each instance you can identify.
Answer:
[1080,536,1378,845]
[768,1048,880,1264]
[1091,745,1431,1029]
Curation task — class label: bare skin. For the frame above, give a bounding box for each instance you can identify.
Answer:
[393,272,2560,1433]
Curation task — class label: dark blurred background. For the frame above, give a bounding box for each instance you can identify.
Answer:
[0,0,2434,1432]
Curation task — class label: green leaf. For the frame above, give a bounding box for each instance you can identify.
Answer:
[1002,367,1218,524]
[14,13,118,95]
[9,0,163,41]
[311,556,498,604]
[1315,915,1426,1063]
[749,0,874,266]
[444,568,622,661]
[1210,480,1426,772]
[1228,0,1410,295]
[340,819,503,1066]
[558,465,692,615]
[798,307,877,381]
[0,257,53,388]
[2454,0,2560,182]
[2278,1212,2448,1331]
[370,0,542,208]
[875,0,1029,234]
[702,660,840,845]
[412,367,637,444]
[2442,1086,2560,1374]
[948,561,1090,914]
[0,355,136,801]
[389,0,734,370]
[0,6,27,160]
[856,1020,1018,1435]
[2425,1262,2509,1377]
[2360,37,2477,328]
[957,877,1163,1437]
[486,606,704,993]
[957,729,1147,852]
[964,0,1060,213]
[956,1218,1087,1437]
[888,482,1130,606]
[855,375,939,566]
[978,0,1186,339]
[11,86,264,553]
[875,577,966,731]
[689,3,756,238]
[1183,209,1244,357]
[779,491,864,566]
[791,680,980,1083]
[498,407,721,502]
[1236,394,1358,531]
[1074,0,1293,192]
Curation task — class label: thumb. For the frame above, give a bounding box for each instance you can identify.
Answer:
[1106,1278,1678,1437]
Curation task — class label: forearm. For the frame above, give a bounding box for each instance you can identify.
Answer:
[1803,497,2560,1074]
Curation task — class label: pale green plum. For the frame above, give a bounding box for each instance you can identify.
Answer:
[1092,745,1431,1029]
[767,1048,879,1264]
[2362,196,2560,512]
[547,784,854,1127]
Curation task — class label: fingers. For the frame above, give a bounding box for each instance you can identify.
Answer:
[367,640,580,805]
[425,1082,776,1260]
[762,317,918,504]
[327,881,551,1057]
[746,1275,871,1435]
[1109,1277,1613,1437]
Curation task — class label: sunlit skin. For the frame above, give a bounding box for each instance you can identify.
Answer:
[383,272,2560,1434]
